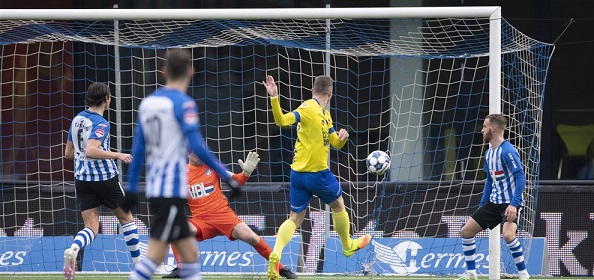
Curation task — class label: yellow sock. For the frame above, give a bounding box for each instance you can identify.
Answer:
[273,219,297,254]
[332,209,353,250]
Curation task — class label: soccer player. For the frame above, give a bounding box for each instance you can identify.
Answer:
[63,82,140,280]
[163,152,297,279]
[456,114,529,280]
[120,49,239,280]
[261,75,371,280]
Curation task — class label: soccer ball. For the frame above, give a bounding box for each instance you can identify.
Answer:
[366,150,391,175]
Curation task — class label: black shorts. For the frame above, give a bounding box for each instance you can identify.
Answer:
[471,201,522,230]
[148,198,193,242]
[75,176,124,211]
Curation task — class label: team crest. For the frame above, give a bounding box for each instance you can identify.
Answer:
[206,169,212,176]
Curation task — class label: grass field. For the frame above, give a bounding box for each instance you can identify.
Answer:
[0,274,581,280]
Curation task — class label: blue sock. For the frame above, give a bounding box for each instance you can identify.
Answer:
[129,257,157,280]
[462,237,477,274]
[507,238,527,273]
[180,261,202,280]
[121,221,141,264]
[71,227,95,253]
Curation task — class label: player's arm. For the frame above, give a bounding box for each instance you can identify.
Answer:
[262,75,297,127]
[126,120,146,194]
[479,160,493,207]
[186,129,232,180]
[65,126,75,160]
[329,127,348,149]
[65,141,75,160]
[85,139,132,163]
[506,151,527,208]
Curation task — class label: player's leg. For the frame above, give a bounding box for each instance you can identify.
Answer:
[456,216,483,280]
[456,203,498,280]
[315,169,370,257]
[131,198,201,280]
[112,207,141,265]
[232,223,298,279]
[164,220,202,279]
[107,178,141,265]
[64,180,100,280]
[503,220,529,279]
[327,197,371,257]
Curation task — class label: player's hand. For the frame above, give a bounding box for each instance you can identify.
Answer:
[238,151,260,176]
[261,75,278,97]
[337,128,349,141]
[119,191,138,213]
[505,205,517,223]
[117,153,133,164]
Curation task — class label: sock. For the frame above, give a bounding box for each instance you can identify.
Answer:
[272,220,297,256]
[121,221,141,264]
[332,210,352,250]
[71,227,95,254]
[129,257,157,280]
[179,261,202,280]
[507,237,527,274]
[462,237,477,275]
[171,245,182,267]
[254,237,284,269]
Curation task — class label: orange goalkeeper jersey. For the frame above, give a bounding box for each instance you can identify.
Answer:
[186,164,248,217]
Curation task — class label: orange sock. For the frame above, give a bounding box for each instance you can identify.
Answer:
[254,237,284,269]
[171,244,182,267]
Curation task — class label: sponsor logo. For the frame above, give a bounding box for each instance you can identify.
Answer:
[508,153,518,169]
[184,111,198,124]
[373,240,422,274]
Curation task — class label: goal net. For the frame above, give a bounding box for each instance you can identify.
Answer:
[0,7,553,276]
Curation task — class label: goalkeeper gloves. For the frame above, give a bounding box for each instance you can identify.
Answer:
[119,191,138,213]
[237,151,260,176]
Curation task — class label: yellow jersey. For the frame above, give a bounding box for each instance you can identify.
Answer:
[270,96,347,172]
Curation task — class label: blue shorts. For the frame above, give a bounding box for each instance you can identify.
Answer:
[290,169,342,213]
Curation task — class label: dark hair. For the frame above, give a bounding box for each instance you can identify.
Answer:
[312,75,333,96]
[486,114,507,131]
[165,48,192,81]
[84,82,110,107]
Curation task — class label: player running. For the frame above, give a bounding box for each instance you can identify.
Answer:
[121,48,239,280]
[163,152,297,279]
[261,75,371,280]
[64,82,140,280]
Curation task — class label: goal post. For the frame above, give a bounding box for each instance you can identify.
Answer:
[0,7,552,277]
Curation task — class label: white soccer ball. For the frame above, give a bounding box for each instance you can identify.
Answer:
[366,150,391,175]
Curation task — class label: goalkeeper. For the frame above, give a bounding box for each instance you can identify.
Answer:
[163,152,297,279]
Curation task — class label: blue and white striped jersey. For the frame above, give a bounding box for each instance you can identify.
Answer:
[482,140,526,207]
[67,110,118,181]
[127,87,230,199]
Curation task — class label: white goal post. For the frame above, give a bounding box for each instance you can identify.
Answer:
[0,6,550,279]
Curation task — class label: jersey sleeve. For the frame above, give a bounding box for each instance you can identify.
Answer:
[328,128,347,149]
[89,120,109,142]
[503,147,526,207]
[270,96,298,126]
[126,119,146,193]
[67,123,73,142]
[174,97,200,133]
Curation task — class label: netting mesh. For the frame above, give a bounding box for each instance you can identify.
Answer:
[0,16,553,275]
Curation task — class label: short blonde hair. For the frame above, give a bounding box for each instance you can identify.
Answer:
[312,75,333,96]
